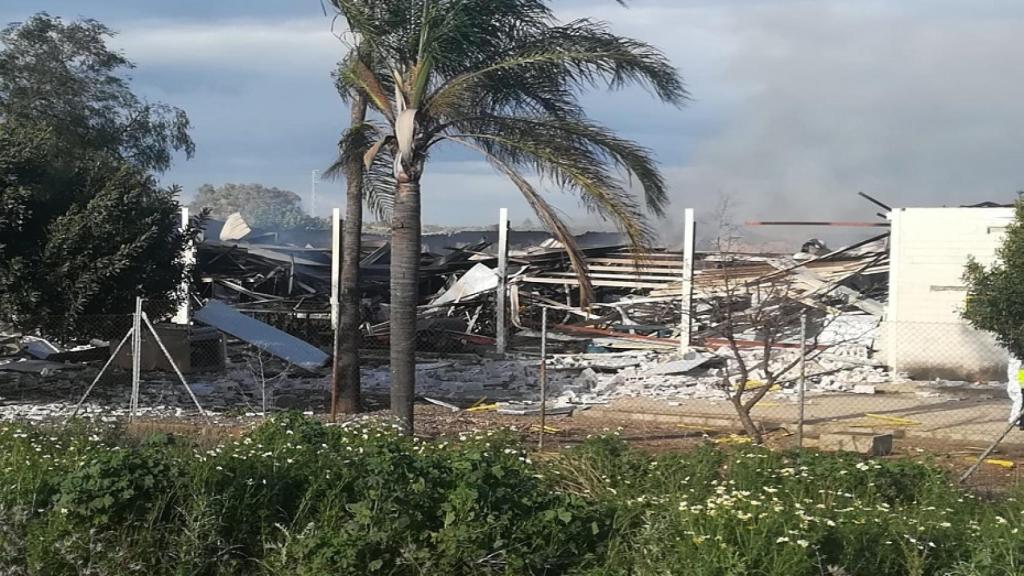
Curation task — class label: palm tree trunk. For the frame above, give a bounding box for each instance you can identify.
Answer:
[336,94,367,414]
[390,175,421,433]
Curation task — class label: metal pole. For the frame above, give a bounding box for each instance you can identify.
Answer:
[960,404,1024,483]
[310,169,319,217]
[680,208,695,354]
[330,208,343,422]
[172,206,193,325]
[288,254,295,296]
[496,208,510,355]
[797,313,807,449]
[539,306,548,451]
[130,297,142,422]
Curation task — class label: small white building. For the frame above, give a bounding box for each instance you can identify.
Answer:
[882,206,1015,380]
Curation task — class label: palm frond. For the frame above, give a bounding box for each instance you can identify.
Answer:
[440,125,657,254]
[426,17,686,120]
[432,115,668,215]
[335,58,396,122]
[445,135,595,305]
[363,140,397,220]
[324,121,382,180]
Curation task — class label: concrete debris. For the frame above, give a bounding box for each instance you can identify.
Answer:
[640,352,715,376]
[0,339,920,424]
[0,359,71,374]
[496,401,576,416]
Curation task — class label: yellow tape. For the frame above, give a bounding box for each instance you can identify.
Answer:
[713,435,753,445]
[465,403,498,413]
[864,413,922,426]
[733,380,781,392]
[963,457,1016,469]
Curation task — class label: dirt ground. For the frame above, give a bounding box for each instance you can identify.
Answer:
[583,383,1024,445]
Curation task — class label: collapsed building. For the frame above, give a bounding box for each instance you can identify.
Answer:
[1,201,1017,423]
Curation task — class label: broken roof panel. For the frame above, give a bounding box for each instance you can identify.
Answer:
[194,300,329,370]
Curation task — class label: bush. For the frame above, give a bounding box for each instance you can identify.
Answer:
[0,416,1022,575]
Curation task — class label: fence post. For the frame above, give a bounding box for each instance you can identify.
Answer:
[331,208,343,422]
[539,306,548,450]
[129,296,142,422]
[172,206,193,325]
[496,208,509,355]
[680,208,695,353]
[797,313,807,449]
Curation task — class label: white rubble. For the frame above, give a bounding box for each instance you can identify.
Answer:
[1,340,915,421]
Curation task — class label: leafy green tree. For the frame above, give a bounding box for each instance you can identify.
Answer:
[0,14,200,338]
[963,199,1024,356]
[325,0,685,431]
[0,122,200,339]
[0,13,194,173]
[190,183,324,231]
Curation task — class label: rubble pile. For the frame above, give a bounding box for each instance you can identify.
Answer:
[2,212,909,422]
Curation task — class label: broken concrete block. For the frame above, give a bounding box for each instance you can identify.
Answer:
[852,384,876,395]
[819,432,893,456]
[574,368,599,391]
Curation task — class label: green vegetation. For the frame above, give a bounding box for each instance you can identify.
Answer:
[0,415,1021,575]
[963,198,1024,356]
[0,14,198,334]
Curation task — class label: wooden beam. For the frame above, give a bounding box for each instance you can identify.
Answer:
[518,276,668,289]
[745,221,890,227]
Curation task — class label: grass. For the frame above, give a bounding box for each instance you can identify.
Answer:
[0,414,1021,575]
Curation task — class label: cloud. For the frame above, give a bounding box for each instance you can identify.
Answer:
[25,0,1023,250]
[110,17,343,75]
[648,1,1024,245]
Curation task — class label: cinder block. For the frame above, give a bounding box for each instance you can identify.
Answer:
[819,432,893,456]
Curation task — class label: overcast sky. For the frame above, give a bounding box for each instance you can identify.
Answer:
[4,0,1023,245]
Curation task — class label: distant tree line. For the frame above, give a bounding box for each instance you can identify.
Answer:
[190,182,326,231]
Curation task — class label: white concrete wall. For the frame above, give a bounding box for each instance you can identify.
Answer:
[883,207,1014,380]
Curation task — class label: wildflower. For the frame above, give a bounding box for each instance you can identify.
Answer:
[776,536,790,543]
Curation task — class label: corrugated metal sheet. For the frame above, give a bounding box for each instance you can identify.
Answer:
[194,300,329,370]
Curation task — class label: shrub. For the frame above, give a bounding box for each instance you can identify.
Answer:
[0,417,1022,575]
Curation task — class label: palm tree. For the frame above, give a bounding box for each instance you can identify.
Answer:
[331,94,367,418]
[324,6,387,418]
[328,0,686,432]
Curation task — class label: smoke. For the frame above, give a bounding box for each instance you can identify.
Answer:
[646,0,1024,247]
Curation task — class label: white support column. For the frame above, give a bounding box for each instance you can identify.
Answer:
[496,208,510,354]
[172,207,193,325]
[331,208,342,330]
[680,208,696,354]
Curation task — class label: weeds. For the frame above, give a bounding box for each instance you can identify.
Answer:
[0,417,1021,575]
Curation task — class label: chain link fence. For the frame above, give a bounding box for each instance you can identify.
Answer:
[4,298,1024,487]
